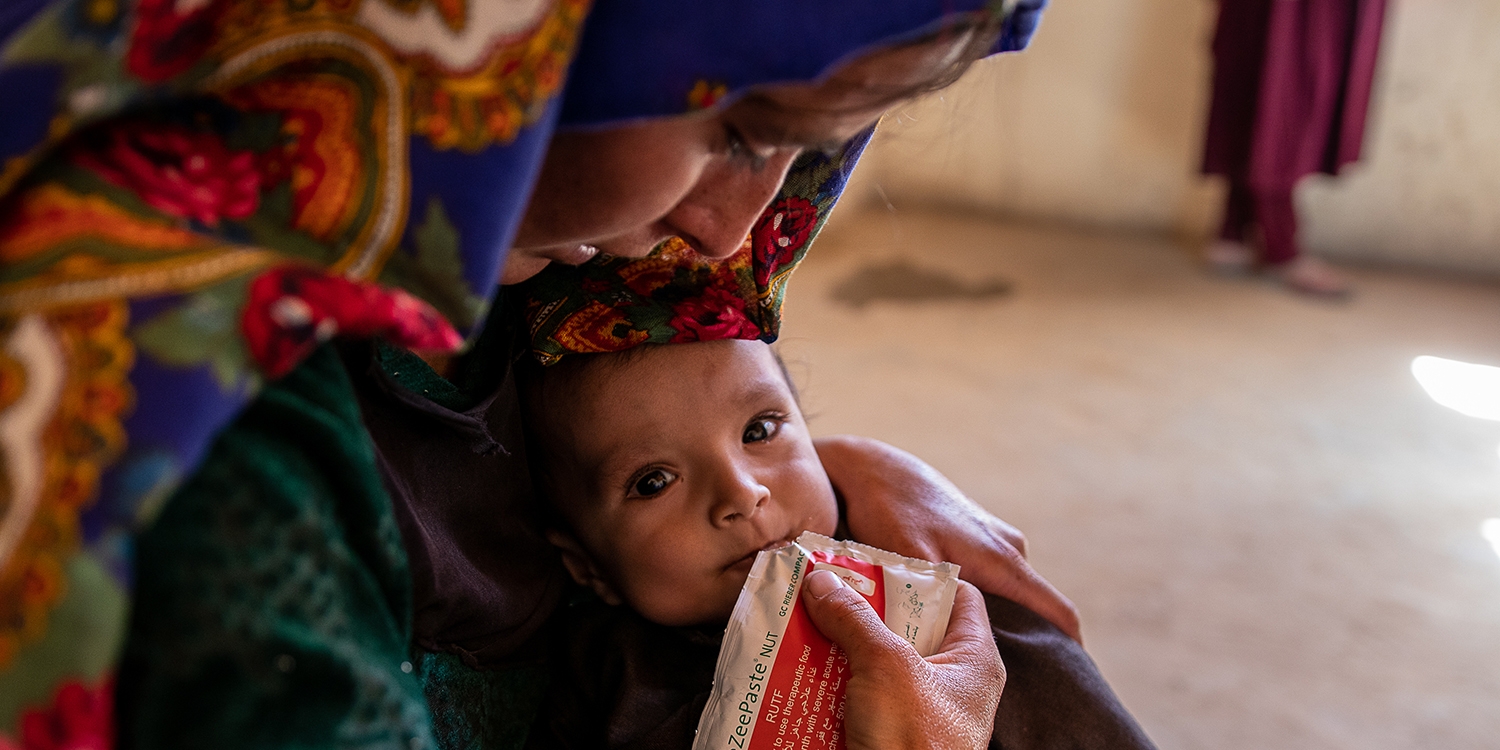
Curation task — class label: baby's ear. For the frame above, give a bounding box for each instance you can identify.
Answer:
[545,529,624,606]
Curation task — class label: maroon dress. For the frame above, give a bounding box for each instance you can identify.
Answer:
[1202,0,1387,263]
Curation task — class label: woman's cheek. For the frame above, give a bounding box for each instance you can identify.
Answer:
[519,124,707,248]
[583,128,714,234]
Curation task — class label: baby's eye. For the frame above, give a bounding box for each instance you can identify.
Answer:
[629,468,678,498]
[743,418,781,444]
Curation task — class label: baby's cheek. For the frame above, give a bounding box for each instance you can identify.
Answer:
[606,511,758,625]
[624,565,738,626]
[781,455,840,536]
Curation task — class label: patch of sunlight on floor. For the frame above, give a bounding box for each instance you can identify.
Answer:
[1482,519,1500,562]
[1411,356,1500,421]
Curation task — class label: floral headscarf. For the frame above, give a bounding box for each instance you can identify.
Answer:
[518,132,871,364]
[520,0,1051,363]
[0,0,1044,733]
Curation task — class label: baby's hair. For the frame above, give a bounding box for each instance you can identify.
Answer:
[770,347,799,406]
[515,343,666,435]
[515,350,622,529]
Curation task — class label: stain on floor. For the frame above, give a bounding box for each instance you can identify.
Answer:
[830,259,1012,308]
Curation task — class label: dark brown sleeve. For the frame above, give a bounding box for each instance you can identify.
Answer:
[986,594,1158,750]
[526,600,718,750]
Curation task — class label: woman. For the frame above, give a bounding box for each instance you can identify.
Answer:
[0,1,1137,748]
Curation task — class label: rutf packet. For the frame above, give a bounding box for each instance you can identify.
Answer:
[692,531,960,750]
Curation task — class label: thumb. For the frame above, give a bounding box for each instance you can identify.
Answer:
[800,569,917,672]
[927,582,1005,681]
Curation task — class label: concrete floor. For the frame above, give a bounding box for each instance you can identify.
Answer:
[777,209,1500,750]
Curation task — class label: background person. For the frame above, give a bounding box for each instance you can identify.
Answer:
[1201,0,1388,296]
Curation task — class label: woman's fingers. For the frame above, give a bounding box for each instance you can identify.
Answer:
[799,572,1005,750]
[955,536,1083,644]
[929,581,1004,670]
[987,515,1030,559]
[816,434,1084,643]
[929,582,1006,750]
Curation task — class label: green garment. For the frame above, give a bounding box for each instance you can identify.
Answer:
[118,345,543,749]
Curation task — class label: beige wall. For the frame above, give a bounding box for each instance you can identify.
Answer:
[855,0,1500,275]
[1300,0,1500,274]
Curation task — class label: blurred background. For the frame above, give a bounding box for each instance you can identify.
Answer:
[779,0,1500,747]
[857,0,1500,272]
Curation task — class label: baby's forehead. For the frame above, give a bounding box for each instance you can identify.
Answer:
[558,341,791,452]
[572,339,790,409]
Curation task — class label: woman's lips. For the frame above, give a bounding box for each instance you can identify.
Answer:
[539,244,599,266]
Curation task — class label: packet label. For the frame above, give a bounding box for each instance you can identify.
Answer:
[692,531,960,750]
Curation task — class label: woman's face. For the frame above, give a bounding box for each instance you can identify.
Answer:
[503,33,974,283]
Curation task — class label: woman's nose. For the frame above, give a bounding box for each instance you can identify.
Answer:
[710,463,772,527]
[670,151,801,259]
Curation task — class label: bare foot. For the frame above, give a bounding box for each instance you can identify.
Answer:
[1268,256,1352,298]
[1204,239,1255,275]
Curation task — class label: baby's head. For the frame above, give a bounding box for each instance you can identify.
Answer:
[521,339,839,626]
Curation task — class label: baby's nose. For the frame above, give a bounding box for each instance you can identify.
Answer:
[713,475,771,526]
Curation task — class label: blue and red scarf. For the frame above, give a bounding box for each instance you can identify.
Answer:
[0,0,1043,737]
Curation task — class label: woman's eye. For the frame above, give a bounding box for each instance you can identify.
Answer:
[723,125,771,169]
[743,418,781,444]
[630,469,677,498]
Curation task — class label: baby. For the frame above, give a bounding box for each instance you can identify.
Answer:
[521,338,839,627]
[518,339,1155,750]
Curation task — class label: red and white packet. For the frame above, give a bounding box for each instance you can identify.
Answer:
[692,531,960,750]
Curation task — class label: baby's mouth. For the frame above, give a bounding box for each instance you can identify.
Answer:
[727,536,796,572]
[760,536,795,553]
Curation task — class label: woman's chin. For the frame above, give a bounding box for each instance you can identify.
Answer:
[500,244,599,284]
[500,254,552,285]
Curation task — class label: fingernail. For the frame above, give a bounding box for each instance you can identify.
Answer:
[804,569,843,599]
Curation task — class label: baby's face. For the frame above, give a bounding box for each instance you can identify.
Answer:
[542,340,839,626]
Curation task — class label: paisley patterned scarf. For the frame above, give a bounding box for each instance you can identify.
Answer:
[0,0,1045,736]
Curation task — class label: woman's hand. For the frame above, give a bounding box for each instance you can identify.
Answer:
[801,570,1004,750]
[814,435,1082,643]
